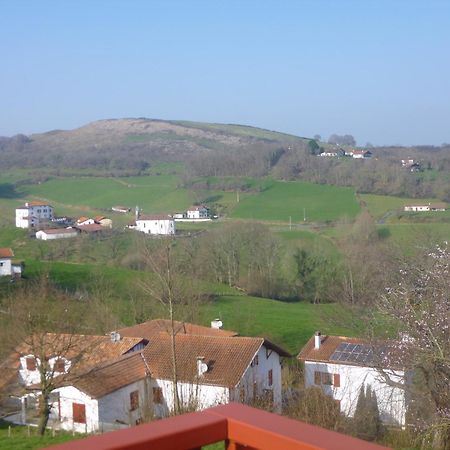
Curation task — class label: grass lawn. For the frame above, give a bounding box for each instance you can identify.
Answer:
[200,295,359,354]
[0,421,84,450]
[230,181,360,223]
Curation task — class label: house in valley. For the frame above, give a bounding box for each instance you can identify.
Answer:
[112,206,131,214]
[186,205,210,220]
[351,150,372,159]
[94,216,112,228]
[0,248,23,278]
[74,223,105,234]
[127,214,175,235]
[404,202,447,212]
[36,228,78,241]
[76,217,95,226]
[2,320,289,432]
[298,332,408,427]
[15,202,54,229]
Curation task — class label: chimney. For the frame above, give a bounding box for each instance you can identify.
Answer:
[197,356,208,376]
[110,331,121,343]
[211,319,223,330]
[314,331,322,350]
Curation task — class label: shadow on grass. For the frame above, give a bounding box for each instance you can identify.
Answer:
[0,183,19,199]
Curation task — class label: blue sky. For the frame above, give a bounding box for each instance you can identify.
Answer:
[1,0,449,145]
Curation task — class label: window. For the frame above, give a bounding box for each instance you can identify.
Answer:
[54,358,65,372]
[240,386,245,402]
[72,403,86,424]
[268,369,273,387]
[152,387,163,405]
[0,262,3,267]
[130,390,139,411]
[314,371,338,386]
[26,357,36,371]
[251,355,259,367]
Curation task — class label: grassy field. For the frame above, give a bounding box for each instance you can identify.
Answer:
[230,181,360,223]
[0,420,83,450]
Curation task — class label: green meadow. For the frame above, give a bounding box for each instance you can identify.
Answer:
[230,180,360,223]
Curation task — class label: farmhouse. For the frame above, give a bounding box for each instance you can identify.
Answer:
[15,202,54,229]
[0,248,22,278]
[74,223,105,234]
[112,206,131,213]
[94,216,112,228]
[76,217,95,226]
[298,332,408,427]
[186,205,210,219]
[36,228,78,240]
[127,214,175,235]
[352,150,372,159]
[404,202,447,212]
[3,320,289,432]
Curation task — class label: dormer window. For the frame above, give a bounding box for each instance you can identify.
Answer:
[26,357,37,370]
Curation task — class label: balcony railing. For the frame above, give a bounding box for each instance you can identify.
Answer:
[46,402,391,450]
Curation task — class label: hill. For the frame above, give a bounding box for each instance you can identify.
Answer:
[0,118,309,176]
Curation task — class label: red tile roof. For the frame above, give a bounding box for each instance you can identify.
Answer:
[69,352,147,398]
[137,214,173,221]
[118,319,238,340]
[75,223,104,233]
[39,228,78,235]
[0,248,14,258]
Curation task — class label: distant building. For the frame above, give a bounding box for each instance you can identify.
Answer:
[94,216,112,228]
[74,223,105,234]
[404,203,447,212]
[36,228,78,240]
[127,215,175,235]
[0,248,23,278]
[76,217,95,226]
[112,206,131,213]
[352,150,372,159]
[15,202,54,229]
[298,332,408,427]
[186,205,209,219]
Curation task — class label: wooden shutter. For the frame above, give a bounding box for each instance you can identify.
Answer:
[26,357,36,370]
[72,403,86,424]
[130,390,139,411]
[152,387,163,405]
[268,369,273,386]
[314,371,321,385]
[333,373,341,387]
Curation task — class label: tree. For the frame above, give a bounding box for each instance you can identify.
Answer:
[0,277,114,435]
[378,244,450,449]
[313,134,322,142]
[353,385,382,441]
[139,238,202,415]
[307,139,321,155]
[328,134,356,146]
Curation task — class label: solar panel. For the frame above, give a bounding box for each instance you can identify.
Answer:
[330,342,378,365]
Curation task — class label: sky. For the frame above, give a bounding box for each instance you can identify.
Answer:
[1,0,449,146]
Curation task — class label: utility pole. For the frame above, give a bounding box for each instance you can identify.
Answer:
[303,208,306,222]
[289,216,292,231]
[236,191,240,203]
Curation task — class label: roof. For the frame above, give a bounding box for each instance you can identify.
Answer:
[0,248,14,258]
[94,216,107,221]
[26,201,52,207]
[118,319,239,340]
[76,216,90,223]
[137,214,173,221]
[142,334,267,387]
[16,333,146,371]
[429,203,447,209]
[38,228,78,235]
[298,334,400,369]
[68,352,147,398]
[75,223,104,233]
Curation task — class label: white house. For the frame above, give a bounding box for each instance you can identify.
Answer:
[4,320,289,432]
[0,248,13,277]
[298,332,408,427]
[128,214,175,235]
[352,150,372,159]
[186,206,209,220]
[76,217,95,226]
[15,202,54,229]
[0,248,22,278]
[404,203,447,212]
[36,228,78,240]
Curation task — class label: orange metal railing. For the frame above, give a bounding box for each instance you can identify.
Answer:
[46,402,391,450]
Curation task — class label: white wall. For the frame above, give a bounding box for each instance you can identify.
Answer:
[15,209,29,228]
[97,379,148,427]
[0,258,12,276]
[134,219,175,235]
[16,205,54,228]
[304,361,406,426]
[52,386,99,433]
[235,345,282,413]
[152,378,229,418]
[36,230,77,240]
